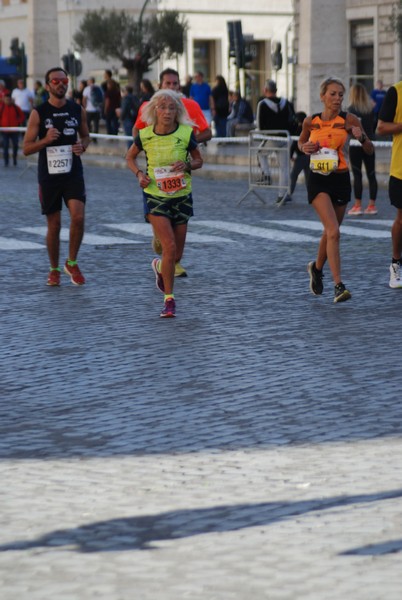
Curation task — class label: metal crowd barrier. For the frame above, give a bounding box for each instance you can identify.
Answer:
[238,130,292,206]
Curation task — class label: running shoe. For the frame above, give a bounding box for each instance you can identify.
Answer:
[389,262,402,288]
[347,204,363,216]
[152,236,162,255]
[64,261,85,285]
[364,205,378,215]
[47,269,61,286]
[175,262,187,277]
[160,298,176,318]
[307,261,324,295]
[334,282,351,303]
[151,258,165,293]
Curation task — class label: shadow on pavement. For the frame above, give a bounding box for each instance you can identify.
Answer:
[1,488,401,553]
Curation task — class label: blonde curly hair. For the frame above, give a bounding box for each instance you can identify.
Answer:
[141,89,194,127]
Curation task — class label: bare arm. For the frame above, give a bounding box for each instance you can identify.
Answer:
[126,142,151,189]
[346,113,374,155]
[171,146,203,174]
[72,106,91,155]
[23,109,59,156]
[377,119,402,137]
[297,116,320,154]
[195,127,212,143]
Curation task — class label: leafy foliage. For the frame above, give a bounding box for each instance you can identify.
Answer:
[390,1,402,41]
[73,8,187,89]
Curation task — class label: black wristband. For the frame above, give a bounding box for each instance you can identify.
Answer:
[359,133,367,144]
[136,170,143,178]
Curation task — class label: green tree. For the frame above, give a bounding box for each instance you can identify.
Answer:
[390,1,402,40]
[73,8,187,92]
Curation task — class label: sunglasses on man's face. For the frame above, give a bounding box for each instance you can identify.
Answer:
[48,78,69,86]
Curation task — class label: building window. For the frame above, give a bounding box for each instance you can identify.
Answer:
[350,20,374,92]
[193,40,216,83]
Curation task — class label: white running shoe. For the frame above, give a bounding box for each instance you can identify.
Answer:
[389,263,402,288]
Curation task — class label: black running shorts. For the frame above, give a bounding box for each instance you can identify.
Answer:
[389,176,402,209]
[39,177,86,215]
[307,170,351,206]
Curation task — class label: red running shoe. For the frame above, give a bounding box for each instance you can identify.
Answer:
[160,298,176,318]
[47,269,61,286]
[64,261,86,285]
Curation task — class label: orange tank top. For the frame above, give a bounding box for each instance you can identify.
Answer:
[309,111,349,171]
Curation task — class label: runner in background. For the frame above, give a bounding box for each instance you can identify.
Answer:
[23,67,90,287]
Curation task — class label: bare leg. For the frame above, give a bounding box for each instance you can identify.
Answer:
[174,223,187,263]
[46,211,61,268]
[148,215,176,295]
[66,199,85,261]
[312,193,347,285]
[392,208,402,260]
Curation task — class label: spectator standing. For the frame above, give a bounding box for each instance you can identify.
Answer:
[377,80,402,288]
[347,83,378,216]
[0,79,8,104]
[256,79,296,201]
[33,80,49,107]
[11,79,34,124]
[181,75,192,98]
[0,90,25,166]
[190,71,213,124]
[211,75,229,137]
[104,78,121,135]
[139,79,155,105]
[118,85,140,148]
[72,79,87,106]
[289,111,309,200]
[82,78,103,143]
[226,90,254,137]
[371,80,387,129]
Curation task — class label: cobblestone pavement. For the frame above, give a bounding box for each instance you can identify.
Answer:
[1,162,402,600]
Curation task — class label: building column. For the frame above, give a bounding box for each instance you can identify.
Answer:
[27,0,60,87]
[296,0,346,114]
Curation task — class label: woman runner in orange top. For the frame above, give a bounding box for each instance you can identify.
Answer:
[298,76,373,303]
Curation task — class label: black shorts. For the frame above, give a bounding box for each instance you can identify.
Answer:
[389,176,402,209]
[39,176,86,215]
[144,192,193,226]
[307,170,351,206]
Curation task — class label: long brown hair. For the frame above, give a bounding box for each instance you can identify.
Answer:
[348,83,373,114]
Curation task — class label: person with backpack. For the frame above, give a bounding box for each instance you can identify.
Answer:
[117,85,140,148]
[82,78,103,143]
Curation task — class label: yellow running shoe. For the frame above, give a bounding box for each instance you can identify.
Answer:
[175,262,187,277]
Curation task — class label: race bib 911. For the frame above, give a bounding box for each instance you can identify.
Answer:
[310,147,338,175]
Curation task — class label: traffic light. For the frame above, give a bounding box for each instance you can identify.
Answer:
[271,41,283,71]
[9,38,27,81]
[61,52,82,77]
[227,20,245,68]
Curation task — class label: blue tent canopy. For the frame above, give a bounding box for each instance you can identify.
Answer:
[0,57,18,76]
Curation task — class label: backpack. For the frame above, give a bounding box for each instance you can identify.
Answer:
[90,85,103,108]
